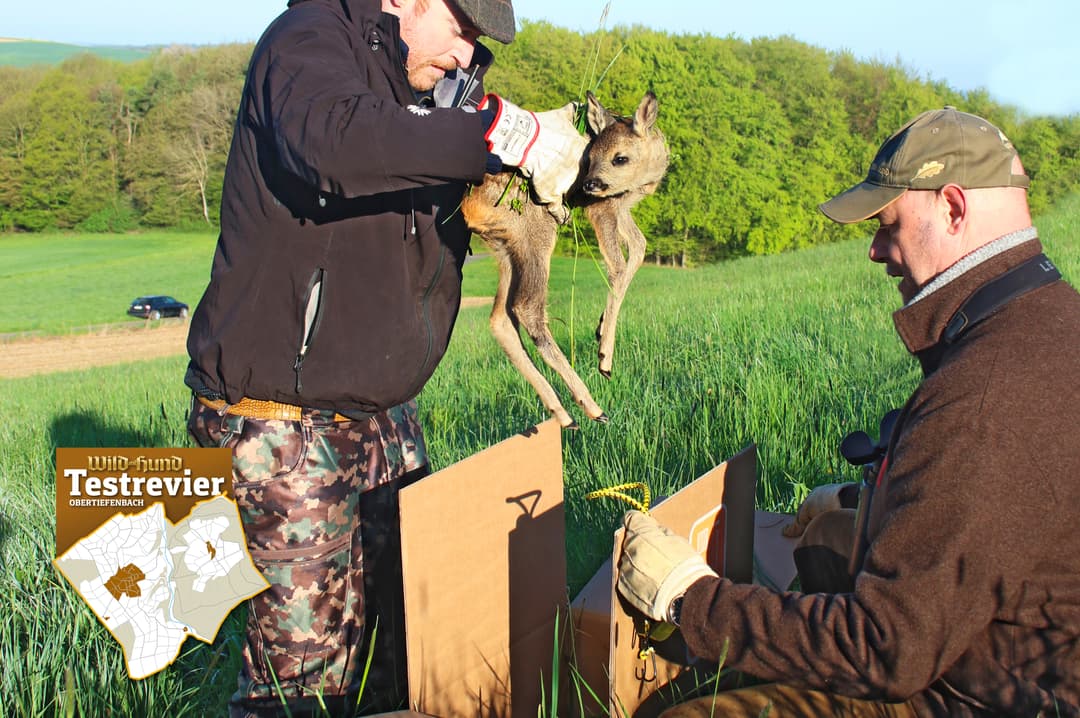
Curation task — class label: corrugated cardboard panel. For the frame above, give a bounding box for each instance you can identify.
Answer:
[399,420,566,718]
[607,444,758,717]
[570,451,807,712]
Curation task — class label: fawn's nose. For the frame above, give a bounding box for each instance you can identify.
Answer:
[583,178,607,193]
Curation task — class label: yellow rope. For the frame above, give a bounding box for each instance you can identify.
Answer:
[589,482,680,645]
[585,482,651,514]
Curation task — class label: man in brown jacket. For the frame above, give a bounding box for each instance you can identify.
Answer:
[617,108,1080,717]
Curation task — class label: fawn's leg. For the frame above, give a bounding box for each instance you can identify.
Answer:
[590,200,647,378]
[507,242,608,424]
[487,248,579,428]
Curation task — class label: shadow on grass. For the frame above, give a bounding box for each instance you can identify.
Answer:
[49,408,182,450]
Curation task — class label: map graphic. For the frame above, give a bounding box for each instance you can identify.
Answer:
[54,495,268,679]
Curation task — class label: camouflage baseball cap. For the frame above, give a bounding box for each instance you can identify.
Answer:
[820,107,1030,224]
[451,0,515,44]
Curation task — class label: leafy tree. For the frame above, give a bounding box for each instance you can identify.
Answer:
[0,66,45,229]
[14,55,118,230]
[0,29,1078,259]
[125,45,245,227]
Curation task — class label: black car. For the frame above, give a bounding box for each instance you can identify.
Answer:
[127,295,189,320]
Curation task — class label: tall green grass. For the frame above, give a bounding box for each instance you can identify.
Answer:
[1,195,1077,716]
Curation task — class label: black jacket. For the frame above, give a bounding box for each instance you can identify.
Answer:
[186,0,491,415]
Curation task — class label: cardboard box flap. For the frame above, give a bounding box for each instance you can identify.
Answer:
[606,444,757,717]
[753,511,799,591]
[567,446,809,717]
[399,420,566,718]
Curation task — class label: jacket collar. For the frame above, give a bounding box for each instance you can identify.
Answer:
[892,229,1042,372]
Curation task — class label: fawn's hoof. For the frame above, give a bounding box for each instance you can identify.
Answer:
[598,366,611,380]
[593,413,609,424]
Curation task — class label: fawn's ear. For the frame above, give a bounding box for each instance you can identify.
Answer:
[586,91,615,136]
[632,92,659,137]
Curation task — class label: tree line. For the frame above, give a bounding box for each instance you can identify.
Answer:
[2,22,1078,264]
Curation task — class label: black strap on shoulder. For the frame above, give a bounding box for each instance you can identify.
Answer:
[943,253,1061,344]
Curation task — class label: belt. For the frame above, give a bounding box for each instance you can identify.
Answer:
[196,395,353,423]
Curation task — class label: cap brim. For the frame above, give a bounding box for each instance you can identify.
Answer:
[450,0,516,44]
[480,22,515,44]
[819,182,907,224]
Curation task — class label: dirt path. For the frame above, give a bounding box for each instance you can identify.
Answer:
[0,321,191,379]
[0,297,493,379]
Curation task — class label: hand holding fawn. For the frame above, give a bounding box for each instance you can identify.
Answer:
[461,92,670,428]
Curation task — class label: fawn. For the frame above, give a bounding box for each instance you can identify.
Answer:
[461,91,670,428]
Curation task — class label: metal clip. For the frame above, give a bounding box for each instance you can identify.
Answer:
[634,620,657,683]
[636,645,657,682]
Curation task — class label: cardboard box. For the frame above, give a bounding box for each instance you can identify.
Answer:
[399,420,566,718]
[397,429,798,718]
[567,445,800,717]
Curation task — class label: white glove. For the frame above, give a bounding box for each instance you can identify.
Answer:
[782,483,853,538]
[617,510,718,623]
[480,94,588,207]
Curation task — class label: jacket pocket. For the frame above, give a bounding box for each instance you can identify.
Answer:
[227,418,309,487]
[294,268,326,394]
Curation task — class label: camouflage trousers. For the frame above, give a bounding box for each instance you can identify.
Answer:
[188,396,429,717]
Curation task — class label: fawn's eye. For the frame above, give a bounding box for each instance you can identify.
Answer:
[612,155,630,166]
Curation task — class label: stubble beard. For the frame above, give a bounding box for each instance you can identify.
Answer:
[406,61,444,92]
[898,218,939,304]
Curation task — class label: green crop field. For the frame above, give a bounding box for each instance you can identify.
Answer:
[0,231,503,336]
[0,39,154,67]
[1,196,1077,716]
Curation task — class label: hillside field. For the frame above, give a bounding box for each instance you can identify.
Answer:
[0,38,154,67]
[1,196,1077,716]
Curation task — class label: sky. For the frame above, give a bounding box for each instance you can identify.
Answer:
[5,0,1079,117]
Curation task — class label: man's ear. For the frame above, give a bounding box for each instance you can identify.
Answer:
[940,184,967,234]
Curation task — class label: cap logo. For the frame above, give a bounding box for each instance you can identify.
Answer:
[997,129,1014,149]
[912,161,945,181]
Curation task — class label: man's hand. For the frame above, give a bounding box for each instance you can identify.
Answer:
[617,510,718,623]
[480,95,588,207]
[782,483,856,538]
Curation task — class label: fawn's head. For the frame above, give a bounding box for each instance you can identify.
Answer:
[580,91,670,199]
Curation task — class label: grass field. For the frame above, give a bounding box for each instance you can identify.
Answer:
[0,232,506,336]
[1,196,1077,716]
[0,39,154,68]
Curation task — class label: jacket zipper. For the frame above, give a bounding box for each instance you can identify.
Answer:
[294,268,326,394]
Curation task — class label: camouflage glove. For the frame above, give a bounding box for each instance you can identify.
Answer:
[617,510,718,623]
[480,94,587,207]
[782,482,855,538]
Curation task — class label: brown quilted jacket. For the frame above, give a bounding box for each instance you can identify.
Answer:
[682,233,1080,717]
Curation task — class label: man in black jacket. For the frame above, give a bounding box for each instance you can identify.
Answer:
[184,0,585,714]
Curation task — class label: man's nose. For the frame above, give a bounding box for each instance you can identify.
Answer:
[868,230,888,263]
[451,37,475,70]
